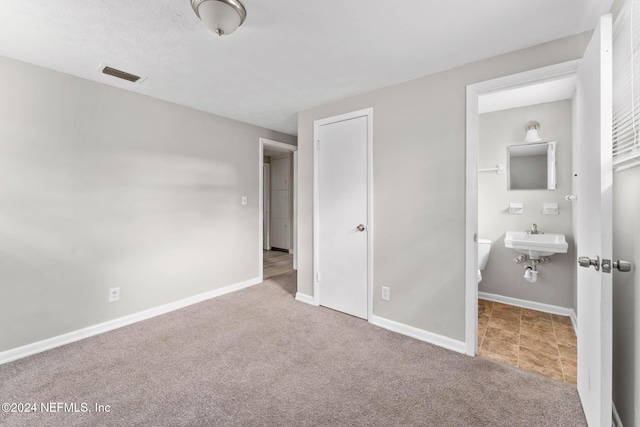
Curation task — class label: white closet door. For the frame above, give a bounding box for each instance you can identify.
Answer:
[263,164,270,250]
[270,156,290,250]
[317,115,369,319]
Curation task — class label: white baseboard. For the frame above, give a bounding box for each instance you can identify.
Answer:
[295,292,316,305]
[0,276,262,365]
[612,401,623,427]
[569,311,578,333]
[479,291,578,333]
[369,315,466,354]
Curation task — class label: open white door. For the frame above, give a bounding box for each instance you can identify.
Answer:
[576,14,613,427]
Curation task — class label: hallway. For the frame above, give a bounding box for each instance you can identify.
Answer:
[263,250,294,279]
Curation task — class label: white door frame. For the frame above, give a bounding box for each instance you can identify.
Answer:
[312,108,373,319]
[259,138,298,280]
[464,60,581,355]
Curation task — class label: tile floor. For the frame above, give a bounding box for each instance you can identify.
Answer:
[478,299,577,385]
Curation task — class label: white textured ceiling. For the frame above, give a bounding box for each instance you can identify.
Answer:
[0,0,612,135]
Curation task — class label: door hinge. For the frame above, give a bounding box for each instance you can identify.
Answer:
[316,272,320,282]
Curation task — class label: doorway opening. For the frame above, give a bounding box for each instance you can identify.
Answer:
[470,18,614,423]
[259,138,297,281]
[466,61,581,384]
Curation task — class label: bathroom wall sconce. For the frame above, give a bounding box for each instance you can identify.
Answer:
[191,0,247,36]
[525,121,542,143]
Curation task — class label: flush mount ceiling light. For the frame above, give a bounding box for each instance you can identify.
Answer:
[191,0,247,36]
[524,121,542,143]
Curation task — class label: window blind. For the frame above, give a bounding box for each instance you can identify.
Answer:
[613,0,640,170]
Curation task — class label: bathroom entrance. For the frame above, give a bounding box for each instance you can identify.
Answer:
[475,81,578,385]
[466,14,614,425]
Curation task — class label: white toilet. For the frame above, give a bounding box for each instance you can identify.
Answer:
[477,238,492,283]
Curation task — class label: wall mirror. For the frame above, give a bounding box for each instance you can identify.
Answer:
[507,141,556,190]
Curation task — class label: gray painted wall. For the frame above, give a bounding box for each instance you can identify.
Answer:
[612,166,640,426]
[297,33,591,342]
[478,101,576,308]
[0,55,295,352]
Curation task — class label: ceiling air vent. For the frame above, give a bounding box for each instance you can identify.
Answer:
[101,65,141,83]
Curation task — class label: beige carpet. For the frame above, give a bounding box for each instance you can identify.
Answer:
[0,272,586,426]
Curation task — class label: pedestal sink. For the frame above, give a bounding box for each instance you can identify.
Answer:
[504,231,568,259]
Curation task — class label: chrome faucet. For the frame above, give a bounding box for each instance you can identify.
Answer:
[527,224,543,234]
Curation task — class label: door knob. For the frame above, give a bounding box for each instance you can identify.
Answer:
[578,256,600,271]
[613,260,632,272]
[600,258,632,273]
[356,224,366,232]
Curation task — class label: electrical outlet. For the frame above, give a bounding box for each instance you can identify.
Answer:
[109,287,120,303]
[241,196,248,205]
[381,286,390,301]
